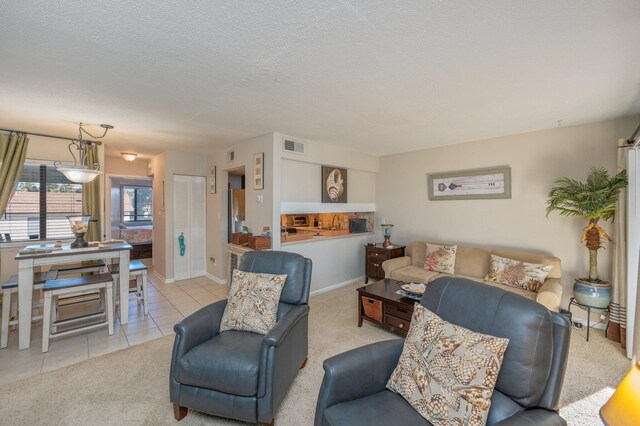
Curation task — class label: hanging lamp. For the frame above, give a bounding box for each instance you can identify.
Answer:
[54,122,113,183]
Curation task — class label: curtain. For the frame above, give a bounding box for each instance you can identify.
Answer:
[609,138,630,348]
[0,132,29,215]
[82,144,101,241]
[635,260,640,362]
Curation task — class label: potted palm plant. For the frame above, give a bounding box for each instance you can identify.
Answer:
[546,167,628,311]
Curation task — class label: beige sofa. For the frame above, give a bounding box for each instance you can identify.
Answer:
[382,241,563,311]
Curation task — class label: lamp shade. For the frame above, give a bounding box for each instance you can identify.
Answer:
[57,167,102,183]
[121,152,138,161]
[600,361,640,425]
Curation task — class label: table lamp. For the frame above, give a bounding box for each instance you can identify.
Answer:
[600,361,640,425]
[381,224,394,248]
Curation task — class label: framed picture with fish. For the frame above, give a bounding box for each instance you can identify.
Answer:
[322,165,348,203]
[427,166,511,200]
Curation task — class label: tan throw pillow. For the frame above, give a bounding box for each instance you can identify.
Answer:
[424,243,457,274]
[487,255,552,292]
[387,304,509,426]
[220,270,287,335]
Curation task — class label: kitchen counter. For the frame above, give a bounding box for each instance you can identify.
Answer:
[281,230,374,245]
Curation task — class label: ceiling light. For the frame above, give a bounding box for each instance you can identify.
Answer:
[55,123,113,183]
[121,152,138,162]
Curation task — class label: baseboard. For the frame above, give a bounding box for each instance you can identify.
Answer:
[206,273,227,285]
[310,276,365,296]
[152,270,175,284]
[570,316,608,330]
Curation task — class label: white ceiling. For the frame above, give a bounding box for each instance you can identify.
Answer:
[1,1,639,157]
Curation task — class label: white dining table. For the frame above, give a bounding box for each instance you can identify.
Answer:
[15,242,132,350]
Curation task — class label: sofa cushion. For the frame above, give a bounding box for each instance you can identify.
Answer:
[408,241,428,268]
[492,249,561,280]
[221,269,287,335]
[487,255,552,292]
[424,243,457,274]
[390,266,440,284]
[387,304,509,425]
[177,330,263,396]
[238,251,309,304]
[455,246,491,278]
[421,277,555,408]
[324,390,430,426]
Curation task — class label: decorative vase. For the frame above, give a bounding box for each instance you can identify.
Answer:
[67,215,91,248]
[573,278,612,312]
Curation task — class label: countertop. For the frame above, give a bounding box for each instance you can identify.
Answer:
[281,230,374,245]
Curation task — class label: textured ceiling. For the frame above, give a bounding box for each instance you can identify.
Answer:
[0,1,639,157]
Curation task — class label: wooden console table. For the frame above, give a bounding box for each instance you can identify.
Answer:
[357,279,417,337]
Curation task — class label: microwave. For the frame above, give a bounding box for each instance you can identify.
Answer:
[349,218,367,233]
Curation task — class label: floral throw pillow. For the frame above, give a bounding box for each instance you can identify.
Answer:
[487,255,552,292]
[387,304,509,426]
[220,270,287,335]
[424,243,457,274]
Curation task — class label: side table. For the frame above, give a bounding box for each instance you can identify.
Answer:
[364,244,406,283]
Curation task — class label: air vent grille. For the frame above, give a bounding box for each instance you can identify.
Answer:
[283,138,305,154]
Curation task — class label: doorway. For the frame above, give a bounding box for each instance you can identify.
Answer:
[107,176,153,260]
[227,167,246,243]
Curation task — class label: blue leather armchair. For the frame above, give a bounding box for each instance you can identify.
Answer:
[315,277,571,426]
[170,251,312,425]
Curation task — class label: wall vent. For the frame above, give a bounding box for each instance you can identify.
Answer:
[282,138,305,154]
[227,150,235,162]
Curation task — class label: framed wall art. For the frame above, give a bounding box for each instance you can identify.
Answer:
[209,166,216,194]
[427,166,511,201]
[322,165,348,203]
[253,153,264,190]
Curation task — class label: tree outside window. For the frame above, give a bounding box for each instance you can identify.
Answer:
[122,186,152,222]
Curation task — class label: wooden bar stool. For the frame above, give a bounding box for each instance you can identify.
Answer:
[42,273,114,353]
[108,260,149,315]
[1,270,57,349]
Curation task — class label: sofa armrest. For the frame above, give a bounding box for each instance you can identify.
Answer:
[314,339,404,426]
[257,305,310,422]
[170,300,228,402]
[493,409,566,426]
[382,256,411,278]
[263,305,309,348]
[537,278,563,311]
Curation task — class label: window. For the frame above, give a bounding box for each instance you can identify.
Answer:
[122,186,152,222]
[0,162,83,241]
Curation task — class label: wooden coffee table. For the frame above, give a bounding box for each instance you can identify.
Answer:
[357,278,419,336]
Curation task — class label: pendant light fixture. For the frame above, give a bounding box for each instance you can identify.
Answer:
[54,122,114,183]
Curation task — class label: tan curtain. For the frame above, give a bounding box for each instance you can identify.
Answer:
[0,132,29,215]
[635,260,640,362]
[610,138,630,348]
[82,144,101,241]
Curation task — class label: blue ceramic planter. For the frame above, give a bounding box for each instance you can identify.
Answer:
[573,279,611,312]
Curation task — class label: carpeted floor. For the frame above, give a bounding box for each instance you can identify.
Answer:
[0,282,631,425]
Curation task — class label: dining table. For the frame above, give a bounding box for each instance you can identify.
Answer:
[15,242,132,350]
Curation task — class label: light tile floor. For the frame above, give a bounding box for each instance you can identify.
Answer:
[0,267,228,387]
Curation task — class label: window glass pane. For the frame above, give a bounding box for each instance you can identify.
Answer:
[0,163,82,241]
[122,187,136,222]
[0,181,40,240]
[45,169,82,239]
[135,187,153,221]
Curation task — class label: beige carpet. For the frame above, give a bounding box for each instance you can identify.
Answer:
[0,283,631,425]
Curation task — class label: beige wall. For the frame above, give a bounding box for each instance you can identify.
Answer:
[376,116,637,320]
[104,155,149,177]
[206,134,276,281]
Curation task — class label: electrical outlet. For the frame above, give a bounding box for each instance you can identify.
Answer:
[209,257,216,264]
